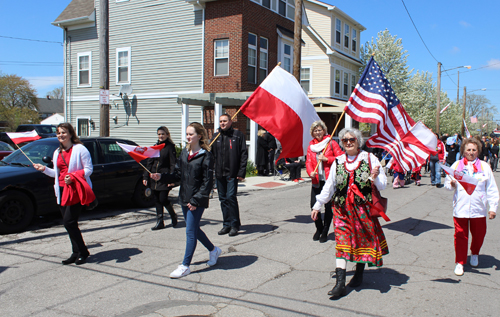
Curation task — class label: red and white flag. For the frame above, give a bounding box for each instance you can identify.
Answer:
[439,102,451,114]
[116,142,165,163]
[482,123,487,128]
[6,130,41,144]
[463,119,471,138]
[401,121,438,155]
[240,66,320,160]
[440,163,478,195]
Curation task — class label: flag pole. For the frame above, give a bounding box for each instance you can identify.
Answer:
[312,110,346,173]
[138,161,152,174]
[14,144,35,166]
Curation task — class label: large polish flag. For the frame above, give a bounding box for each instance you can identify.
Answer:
[400,121,438,155]
[6,130,41,144]
[116,142,165,163]
[440,163,478,195]
[240,66,320,160]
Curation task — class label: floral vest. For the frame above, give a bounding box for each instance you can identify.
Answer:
[332,154,373,208]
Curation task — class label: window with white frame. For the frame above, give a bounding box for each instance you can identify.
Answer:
[343,72,349,97]
[77,52,91,87]
[351,74,356,93]
[116,47,131,84]
[335,19,341,44]
[77,117,90,136]
[352,29,357,52]
[335,69,341,95]
[300,67,311,93]
[278,0,294,19]
[248,33,257,84]
[344,24,350,49]
[259,37,268,84]
[262,0,271,9]
[214,39,229,76]
[283,43,292,73]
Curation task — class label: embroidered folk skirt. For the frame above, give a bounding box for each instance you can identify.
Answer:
[334,203,389,267]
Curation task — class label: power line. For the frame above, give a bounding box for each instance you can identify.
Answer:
[0,35,62,45]
[400,0,439,63]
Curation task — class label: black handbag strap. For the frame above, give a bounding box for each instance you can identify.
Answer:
[60,149,69,168]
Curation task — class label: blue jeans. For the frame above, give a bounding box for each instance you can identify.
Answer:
[216,176,241,229]
[181,205,214,266]
[429,161,441,185]
[491,156,498,171]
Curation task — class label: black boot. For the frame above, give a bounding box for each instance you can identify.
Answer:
[319,210,333,243]
[166,204,177,228]
[348,263,365,287]
[328,268,347,297]
[313,217,324,241]
[62,253,78,265]
[151,215,165,230]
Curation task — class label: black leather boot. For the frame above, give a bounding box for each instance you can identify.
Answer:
[328,268,347,297]
[313,217,324,241]
[151,214,165,230]
[166,204,177,227]
[320,210,333,243]
[62,253,78,265]
[348,263,365,287]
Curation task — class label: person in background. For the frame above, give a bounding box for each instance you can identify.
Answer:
[210,114,248,237]
[446,141,460,168]
[152,122,222,278]
[306,120,343,242]
[265,131,277,176]
[411,164,423,186]
[285,157,303,182]
[429,133,445,188]
[480,136,489,162]
[33,123,93,265]
[143,126,178,230]
[489,138,499,172]
[444,137,498,276]
[256,129,269,176]
[388,157,405,189]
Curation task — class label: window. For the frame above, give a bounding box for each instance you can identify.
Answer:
[300,67,311,93]
[77,52,91,87]
[259,37,268,84]
[343,72,349,97]
[335,70,340,95]
[283,43,292,73]
[101,140,132,163]
[262,0,271,8]
[335,19,341,44]
[352,29,357,52]
[351,74,356,93]
[344,24,350,48]
[77,117,90,136]
[116,47,131,84]
[248,33,257,84]
[278,0,294,19]
[214,39,229,76]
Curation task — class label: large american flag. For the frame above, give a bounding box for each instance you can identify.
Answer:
[345,57,429,171]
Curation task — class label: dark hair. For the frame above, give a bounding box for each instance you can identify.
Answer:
[57,122,82,150]
[187,122,210,151]
[460,137,482,156]
[157,126,173,144]
[219,113,231,121]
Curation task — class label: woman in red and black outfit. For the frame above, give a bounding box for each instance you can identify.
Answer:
[34,123,93,265]
[306,120,343,242]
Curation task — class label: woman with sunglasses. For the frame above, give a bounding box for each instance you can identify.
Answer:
[306,120,343,242]
[311,128,388,298]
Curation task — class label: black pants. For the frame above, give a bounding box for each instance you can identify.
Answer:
[153,189,175,218]
[268,150,275,175]
[310,181,333,233]
[59,188,88,256]
[286,162,301,180]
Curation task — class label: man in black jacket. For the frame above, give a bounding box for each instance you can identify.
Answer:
[265,131,277,176]
[211,114,248,236]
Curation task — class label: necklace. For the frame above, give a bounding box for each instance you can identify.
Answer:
[345,150,360,164]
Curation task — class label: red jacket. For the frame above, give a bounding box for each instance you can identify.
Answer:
[430,140,445,162]
[61,169,96,207]
[306,136,344,185]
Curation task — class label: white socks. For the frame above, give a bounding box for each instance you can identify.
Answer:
[336,258,347,269]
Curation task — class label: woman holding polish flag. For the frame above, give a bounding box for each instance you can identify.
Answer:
[443,137,498,276]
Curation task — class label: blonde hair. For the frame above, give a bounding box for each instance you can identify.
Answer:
[187,122,210,151]
[258,129,266,137]
[309,120,327,138]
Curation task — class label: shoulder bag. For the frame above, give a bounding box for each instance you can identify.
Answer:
[368,155,390,221]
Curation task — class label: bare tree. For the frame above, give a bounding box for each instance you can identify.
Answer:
[46,86,64,99]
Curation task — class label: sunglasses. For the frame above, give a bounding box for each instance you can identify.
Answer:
[342,138,357,144]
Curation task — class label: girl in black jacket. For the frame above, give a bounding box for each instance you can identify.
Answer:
[152,122,221,278]
[143,126,178,230]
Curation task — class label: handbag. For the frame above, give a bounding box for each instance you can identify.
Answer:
[368,156,390,221]
[60,150,98,210]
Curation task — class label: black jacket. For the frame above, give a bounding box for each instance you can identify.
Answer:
[211,126,248,179]
[143,139,176,191]
[256,136,269,167]
[163,148,213,208]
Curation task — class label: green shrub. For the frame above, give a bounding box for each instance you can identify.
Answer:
[246,160,258,177]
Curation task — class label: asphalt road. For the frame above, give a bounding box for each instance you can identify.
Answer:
[1,171,499,316]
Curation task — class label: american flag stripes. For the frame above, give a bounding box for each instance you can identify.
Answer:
[345,57,433,171]
[470,116,478,123]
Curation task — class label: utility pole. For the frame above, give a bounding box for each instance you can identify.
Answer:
[293,0,303,82]
[461,86,467,136]
[436,62,441,134]
[99,0,109,137]
[456,70,460,106]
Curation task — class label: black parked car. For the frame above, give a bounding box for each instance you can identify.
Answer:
[0,137,154,234]
[0,124,57,147]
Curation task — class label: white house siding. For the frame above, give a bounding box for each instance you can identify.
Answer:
[65,0,204,146]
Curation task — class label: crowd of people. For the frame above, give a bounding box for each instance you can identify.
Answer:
[32,118,498,299]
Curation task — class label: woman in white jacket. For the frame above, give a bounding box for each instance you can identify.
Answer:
[34,123,93,265]
[444,137,498,276]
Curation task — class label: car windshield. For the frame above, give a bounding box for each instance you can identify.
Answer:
[2,139,59,166]
[0,142,14,151]
[35,126,56,134]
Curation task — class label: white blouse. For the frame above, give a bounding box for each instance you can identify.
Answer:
[313,151,387,211]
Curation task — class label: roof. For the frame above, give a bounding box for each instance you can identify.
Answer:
[37,98,63,114]
[305,0,366,31]
[52,0,95,26]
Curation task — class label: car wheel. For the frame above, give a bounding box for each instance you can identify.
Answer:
[0,191,35,234]
[132,181,155,208]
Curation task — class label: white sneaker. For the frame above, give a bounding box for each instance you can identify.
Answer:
[170,265,190,278]
[470,254,479,267]
[454,263,464,276]
[207,246,222,266]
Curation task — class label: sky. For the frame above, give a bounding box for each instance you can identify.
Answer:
[0,0,499,120]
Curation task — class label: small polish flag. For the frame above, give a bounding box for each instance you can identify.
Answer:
[439,102,451,114]
[116,142,165,162]
[482,123,487,128]
[6,130,41,144]
[240,66,320,160]
[440,163,478,195]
